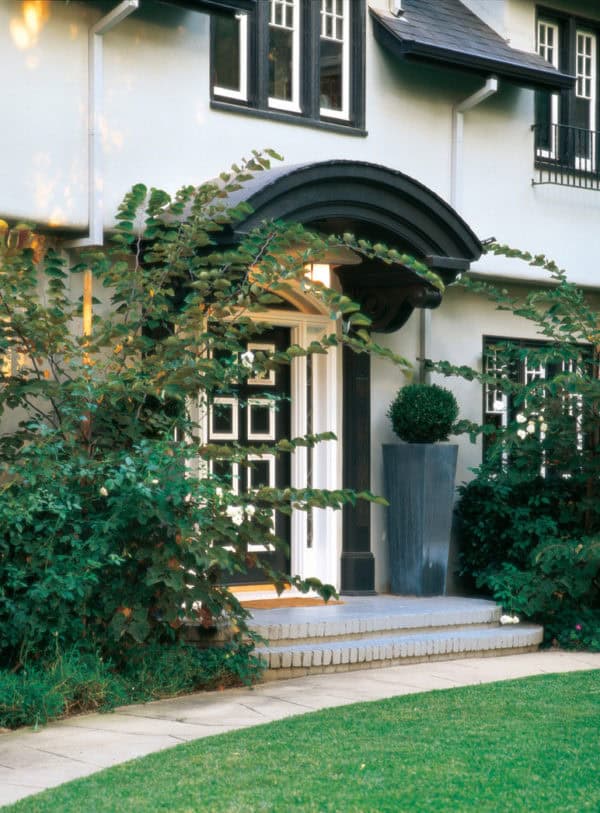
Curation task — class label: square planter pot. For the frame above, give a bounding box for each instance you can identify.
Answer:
[383,443,458,596]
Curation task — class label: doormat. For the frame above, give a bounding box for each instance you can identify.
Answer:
[241,597,344,610]
[230,583,290,594]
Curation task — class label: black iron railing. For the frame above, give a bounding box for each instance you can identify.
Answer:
[533,123,600,190]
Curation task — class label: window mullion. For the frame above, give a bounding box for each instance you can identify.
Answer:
[255,4,270,109]
[563,17,577,129]
[303,1,320,120]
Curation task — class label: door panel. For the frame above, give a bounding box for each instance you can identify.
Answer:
[208,327,291,584]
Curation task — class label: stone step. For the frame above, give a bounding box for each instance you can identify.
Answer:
[248,598,501,644]
[257,624,544,680]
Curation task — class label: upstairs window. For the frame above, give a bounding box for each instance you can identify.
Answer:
[210,0,365,131]
[535,11,599,176]
[536,19,560,157]
[213,13,248,101]
[269,0,300,111]
[319,0,350,119]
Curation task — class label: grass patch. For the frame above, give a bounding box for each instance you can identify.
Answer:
[8,671,600,813]
[0,643,263,730]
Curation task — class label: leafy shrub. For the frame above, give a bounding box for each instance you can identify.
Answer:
[119,641,263,698]
[431,243,600,649]
[546,607,600,651]
[456,475,582,577]
[388,383,458,443]
[0,153,431,674]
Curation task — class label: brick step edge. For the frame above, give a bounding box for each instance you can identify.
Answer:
[257,624,544,670]
[248,607,502,643]
[259,644,541,681]
[260,622,506,648]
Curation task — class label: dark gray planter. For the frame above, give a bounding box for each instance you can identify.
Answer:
[383,443,458,596]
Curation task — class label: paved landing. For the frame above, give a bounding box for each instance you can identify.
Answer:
[247,594,502,639]
[1,650,599,807]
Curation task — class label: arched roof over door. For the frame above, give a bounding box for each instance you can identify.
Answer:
[223,160,482,332]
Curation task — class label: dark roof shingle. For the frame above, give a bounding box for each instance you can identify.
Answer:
[156,0,255,14]
[371,0,574,92]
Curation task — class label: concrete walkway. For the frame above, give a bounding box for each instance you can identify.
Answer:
[1,649,599,807]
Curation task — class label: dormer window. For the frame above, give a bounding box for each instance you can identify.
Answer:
[210,0,365,132]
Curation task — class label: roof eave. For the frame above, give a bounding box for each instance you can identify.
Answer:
[155,0,255,15]
[371,11,575,93]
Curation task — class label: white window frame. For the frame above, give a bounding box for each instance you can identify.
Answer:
[247,453,277,550]
[247,342,276,386]
[209,460,241,495]
[268,0,301,113]
[575,28,597,172]
[209,396,239,441]
[247,397,276,441]
[537,19,560,160]
[213,13,248,103]
[319,0,350,121]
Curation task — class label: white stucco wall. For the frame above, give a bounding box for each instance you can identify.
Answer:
[3,0,600,285]
[4,0,600,591]
[461,0,507,39]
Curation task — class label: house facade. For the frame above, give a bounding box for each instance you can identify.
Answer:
[2,0,599,593]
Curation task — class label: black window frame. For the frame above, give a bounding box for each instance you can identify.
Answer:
[482,334,598,460]
[535,6,600,176]
[210,0,367,135]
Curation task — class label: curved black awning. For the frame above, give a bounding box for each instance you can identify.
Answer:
[226,160,481,278]
[222,160,481,332]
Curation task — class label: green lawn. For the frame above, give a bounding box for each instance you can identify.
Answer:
[10,671,600,813]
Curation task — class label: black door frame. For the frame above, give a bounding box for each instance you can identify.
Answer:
[225,160,482,593]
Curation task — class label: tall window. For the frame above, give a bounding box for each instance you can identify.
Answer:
[536,20,560,157]
[319,0,349,120]
[574,30,597,168]
[268,0,300,111]
[213,13,248,101]
[535,12,599,174]
[210,0,365,130]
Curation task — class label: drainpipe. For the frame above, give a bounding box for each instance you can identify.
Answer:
[451,76,498,211]
[65,0,139,339]
[67,0,139,250]
[418,76,499,383]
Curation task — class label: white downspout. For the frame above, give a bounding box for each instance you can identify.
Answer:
[419,76,499,383]
[66,0,139,250]
[451,76,499,211]
[65,0,139,341]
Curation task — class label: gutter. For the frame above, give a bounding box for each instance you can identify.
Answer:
[369,11,575,93]
[66,0,139,250]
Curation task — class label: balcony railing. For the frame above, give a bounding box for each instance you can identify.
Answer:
[533,123,600,190]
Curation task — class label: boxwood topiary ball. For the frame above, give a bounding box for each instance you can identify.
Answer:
[388,383,458,443]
